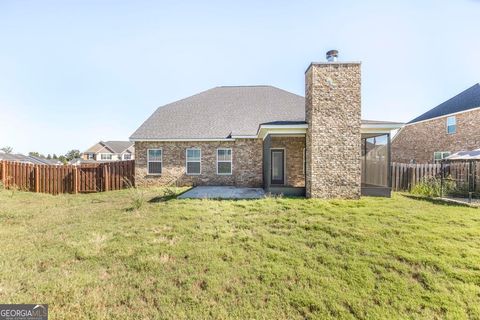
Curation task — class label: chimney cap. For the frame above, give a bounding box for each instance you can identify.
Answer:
[326,50,339,62]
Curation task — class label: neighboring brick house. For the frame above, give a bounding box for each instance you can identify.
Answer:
[392,84,480,163]
[130,52,402,198]
[82,141,134,162]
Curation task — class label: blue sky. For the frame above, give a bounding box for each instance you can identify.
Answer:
[0,0,479,155]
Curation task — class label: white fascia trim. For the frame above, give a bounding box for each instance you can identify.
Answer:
[256,123,308,140]
[260,124,308,130]
[361,129,396,135]
[232,124,308,139]
[230,135,257,139]
[405,106,480,127]
[360,124,403,135]
[390,126,404,141]
[130,138,236,142]
[361,123,404,130]
[232,123,308,139]
[258,128,307,140]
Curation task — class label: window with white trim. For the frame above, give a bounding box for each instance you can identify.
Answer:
[217,148,232,175]
[434,151,450,162]
[123,153,131,160]
[447,116,456,134]
[86,153,94,160]
[100,153,113,160]
[186,148,201,175]
[147,149,162,174]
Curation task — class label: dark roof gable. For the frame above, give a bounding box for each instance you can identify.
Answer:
[409,83,480,124]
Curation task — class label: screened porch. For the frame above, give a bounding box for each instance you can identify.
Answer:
[361,133,391,197]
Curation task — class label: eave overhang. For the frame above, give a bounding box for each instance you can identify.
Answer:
[130,122,404,142]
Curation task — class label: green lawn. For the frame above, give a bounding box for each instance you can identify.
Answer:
[0,188,479,319]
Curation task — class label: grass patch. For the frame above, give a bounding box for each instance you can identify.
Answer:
[0,189,479,319]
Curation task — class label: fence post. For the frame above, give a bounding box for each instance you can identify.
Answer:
[412,165,416,190]
[474,161,477,193]
[440,161,444,198]
[103,164,109,192]
[406,166,411,191]
[2,161,7,188]
[469,160,474,193]
[34,165,39,193]
[131,160,135,187]
[73,166,78,194]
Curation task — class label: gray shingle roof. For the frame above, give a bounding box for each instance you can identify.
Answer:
[130,85,398,140]
[85,141,134,154]
[0,153,62,165]
[130,86,306,139]
[0,153,30,162]
[103,141,134,153]
[409,83,480,124]
[28,155,62,165]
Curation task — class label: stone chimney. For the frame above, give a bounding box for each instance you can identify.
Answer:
[304,51,361,198]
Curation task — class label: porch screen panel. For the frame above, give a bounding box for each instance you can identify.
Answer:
[361,134,388,187]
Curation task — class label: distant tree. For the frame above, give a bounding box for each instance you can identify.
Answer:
[65,149,81,161]
[29,152,41,157]
[1,146,13,154]
[58,155,67,164]
[52,154,58,159]
[46,154,52,160]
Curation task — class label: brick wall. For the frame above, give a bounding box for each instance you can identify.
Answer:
[305,62,362,199]
[392,108,480,163]
[135,139,263,187]
[270,136,305,187]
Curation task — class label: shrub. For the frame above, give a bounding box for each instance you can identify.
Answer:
[123,178,145,211]
[128,187,145,210]
[411,176,457,197]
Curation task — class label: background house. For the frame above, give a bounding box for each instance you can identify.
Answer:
[392,83,480,163]
[82,141,134,162]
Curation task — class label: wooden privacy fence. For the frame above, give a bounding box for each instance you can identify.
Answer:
[0,160,135,195]
[391,163,441,191]
[391,162,477,192]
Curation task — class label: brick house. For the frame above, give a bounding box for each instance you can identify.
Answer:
[130,52,402,198]
[392,83,480,163]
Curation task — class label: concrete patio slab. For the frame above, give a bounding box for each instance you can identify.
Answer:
[178,186,265,199]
